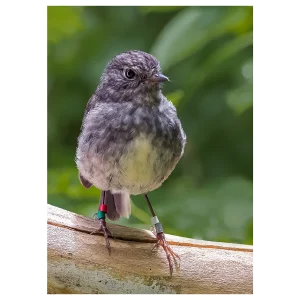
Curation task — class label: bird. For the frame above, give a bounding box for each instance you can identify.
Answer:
[76,50,186,275]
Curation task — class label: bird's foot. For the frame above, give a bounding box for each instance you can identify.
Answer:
[90,218,113,255]
[151,230,180,276]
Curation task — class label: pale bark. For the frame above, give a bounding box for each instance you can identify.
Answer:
[47,204,253,294]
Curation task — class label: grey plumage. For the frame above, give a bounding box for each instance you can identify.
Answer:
[76,50,186,220]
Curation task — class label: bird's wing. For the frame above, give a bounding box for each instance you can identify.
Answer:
[78,172,93,189]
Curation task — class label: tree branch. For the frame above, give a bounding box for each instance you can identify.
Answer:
[47,204,253,294]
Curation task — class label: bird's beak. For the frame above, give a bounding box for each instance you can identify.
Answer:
[148,73,169,83]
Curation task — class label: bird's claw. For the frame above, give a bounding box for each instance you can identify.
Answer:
[152,231,180,276]
[90,218,113,255]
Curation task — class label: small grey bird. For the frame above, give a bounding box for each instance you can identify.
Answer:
[76,50,186,275]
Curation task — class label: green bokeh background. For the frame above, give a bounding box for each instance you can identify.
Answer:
[47,6,253,245]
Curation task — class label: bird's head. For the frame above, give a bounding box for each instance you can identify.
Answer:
[99,50,169,104]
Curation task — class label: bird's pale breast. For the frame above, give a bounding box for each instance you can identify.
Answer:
[76,100,185,195]
[117,133,174,194]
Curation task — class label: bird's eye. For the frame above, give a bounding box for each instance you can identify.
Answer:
[125,69,136,80]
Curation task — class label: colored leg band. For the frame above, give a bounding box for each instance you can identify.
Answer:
[97,211,106,219]
[150,216,164,233]
[154,222,164,234]
[100,204,108,213]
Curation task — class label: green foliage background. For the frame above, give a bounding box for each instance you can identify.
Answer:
[47,6,253,245]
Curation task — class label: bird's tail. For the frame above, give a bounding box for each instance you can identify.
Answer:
[102,190,131,221]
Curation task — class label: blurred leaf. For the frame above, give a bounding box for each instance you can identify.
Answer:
[227,84,253,115]
[151,7,203,70]
[140,6,184,14]
[241,58,253,83]
[185,31,253,101]
[47,6,83,43]
[219,6,252,33]
[130,201,150,224]
[165,90,184,107]
[48,168,100,198]
[200,32,253,79]
[152,7,251,71]
[231,6,253,34]
[148,176,253,242]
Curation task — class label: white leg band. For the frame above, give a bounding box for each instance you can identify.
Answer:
[150,216,159,225]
